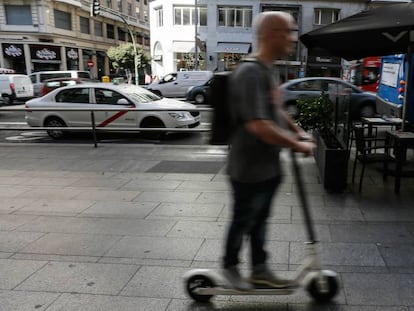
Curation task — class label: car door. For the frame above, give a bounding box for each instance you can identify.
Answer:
[291,79,323,101]
[93,87,137,128]
[159,73,179,97]
[54,87,92,126]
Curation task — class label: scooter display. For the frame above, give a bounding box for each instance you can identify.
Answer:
[183,150,339,303]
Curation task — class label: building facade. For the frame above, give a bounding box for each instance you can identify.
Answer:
[0,0,150,79]
[149,0,371,79]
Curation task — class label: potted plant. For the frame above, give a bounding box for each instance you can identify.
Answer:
[295,92,349,192]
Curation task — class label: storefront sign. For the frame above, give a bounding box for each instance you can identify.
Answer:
[3,44,24,58]
[30,45,61,62]
[67,48,78,60]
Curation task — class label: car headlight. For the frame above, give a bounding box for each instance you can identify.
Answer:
[169,112,187,120]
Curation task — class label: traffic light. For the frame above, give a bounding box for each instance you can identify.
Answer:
[90,0,100,17]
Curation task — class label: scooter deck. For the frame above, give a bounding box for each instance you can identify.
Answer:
[195,285,298,296]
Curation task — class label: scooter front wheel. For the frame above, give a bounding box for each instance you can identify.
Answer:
[306,274,339,302]
[186,274,215,303]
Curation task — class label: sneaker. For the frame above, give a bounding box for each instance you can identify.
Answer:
[222,266,253,291]
[250,264,293,288]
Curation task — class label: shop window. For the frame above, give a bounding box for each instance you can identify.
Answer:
[218,6,252,28]
[80,16,90,34]
[314,8,340,25]
[54,9,72,30]
[5,5,32,25]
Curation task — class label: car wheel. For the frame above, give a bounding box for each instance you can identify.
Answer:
[359,104,376,118]
[44,117,67,139]
[194,93,205,104]
[140,117,166,139]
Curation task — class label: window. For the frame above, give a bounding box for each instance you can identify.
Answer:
[314,8,340,25]
[56,88,90,103]
[54,9,72,30]
[218,6,252,28]
[174,6,207,26]
[80,16,90,34]
[95,21,103,36]
[5,5,32,25]
[117,27,126,41]
[127,3,132,16]
[117,0,123,12]
[155,7,163,27]
[95,88,127,105]
[107,24,115,39]
[106,0,112,9]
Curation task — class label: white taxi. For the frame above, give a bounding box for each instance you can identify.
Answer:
[25,82,200,139]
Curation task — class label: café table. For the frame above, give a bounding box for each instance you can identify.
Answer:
[384,130,414,194]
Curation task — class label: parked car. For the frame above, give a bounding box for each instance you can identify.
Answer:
[279,77,377,120]
[39,77,96,96]
[25,82,201,139]
[0,74,33,105]
[185,78,212,104]
[29,70,91,97]
[146,71,213,98]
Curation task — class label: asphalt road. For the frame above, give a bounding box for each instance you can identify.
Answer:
[0,102,212,145]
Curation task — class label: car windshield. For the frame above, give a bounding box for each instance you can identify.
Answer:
[120,85,162,103]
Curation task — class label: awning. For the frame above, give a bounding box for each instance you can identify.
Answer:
[216,43,251,54]
[170,41,195,53]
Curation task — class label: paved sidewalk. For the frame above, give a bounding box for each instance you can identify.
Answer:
[0,142,413,311]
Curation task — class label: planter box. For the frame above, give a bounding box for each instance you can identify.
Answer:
[314,132,349,192]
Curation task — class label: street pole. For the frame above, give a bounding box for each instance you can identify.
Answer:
[194,0,198,70]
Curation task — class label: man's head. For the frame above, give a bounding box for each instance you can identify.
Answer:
[254,11,297,60]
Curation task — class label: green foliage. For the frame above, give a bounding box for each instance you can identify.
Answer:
[107,43,150,70]
[295,92,334,135]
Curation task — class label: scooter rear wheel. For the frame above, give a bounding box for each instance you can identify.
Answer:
[186,274,215,303]
[307,274,339,302]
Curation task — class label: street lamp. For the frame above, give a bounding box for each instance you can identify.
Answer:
[194,0,198,70]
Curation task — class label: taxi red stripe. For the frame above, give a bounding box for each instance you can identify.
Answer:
[97,105,135,127]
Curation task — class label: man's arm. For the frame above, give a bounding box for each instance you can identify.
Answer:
[245,119,314,155]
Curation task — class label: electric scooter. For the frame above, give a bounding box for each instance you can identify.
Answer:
[183,150,339,303]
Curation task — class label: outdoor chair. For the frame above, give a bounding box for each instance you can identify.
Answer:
[351,124,395,192]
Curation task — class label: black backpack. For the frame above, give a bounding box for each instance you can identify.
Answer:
[208,71,233,145]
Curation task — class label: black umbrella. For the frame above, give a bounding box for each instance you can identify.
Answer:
[300,2,414,61]
[300,2,414,129]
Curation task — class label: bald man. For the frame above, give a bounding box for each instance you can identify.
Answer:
[223,11,315,290]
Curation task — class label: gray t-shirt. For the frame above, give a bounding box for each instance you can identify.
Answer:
[227,60,283,182]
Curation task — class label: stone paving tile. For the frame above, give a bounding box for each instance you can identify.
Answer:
[342,273,414,306]
[46,293,171,311]
[105,236,203,260]
[167,221,227,239]
[74,189,140,201]
[0,198,33,214]
[20,232,121,257]
[0,231,44,253]
[330,223,414,244]
[0,214,39,231]
[15,261,139,295]
[19,187,83,200]
[289,304,409,310]
[267,223,331,242]
[15,199,95,216]
[290,242,386,267]
[69,177,131,188]
[218,203,292,224]
[161,173,215,181]
[79,201,157,218]
[377,244,414,268]
[121,179,183,191]
[134,190,201,203]
[18,216,176,236]
[177,180,230,191]
[196,191,232,205]
[0,290,59,311]
[167,299,288,310]
[0,258,47,289]
[292,205,365,223]
[149,202,224,218]
[120,266,189,299]
[0,185,33,198]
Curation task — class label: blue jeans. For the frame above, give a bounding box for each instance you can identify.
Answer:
[223,175,282,268]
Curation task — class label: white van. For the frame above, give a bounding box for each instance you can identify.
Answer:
[29,70,91,96]
[0,74,33,105]
[146,71,213,98]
